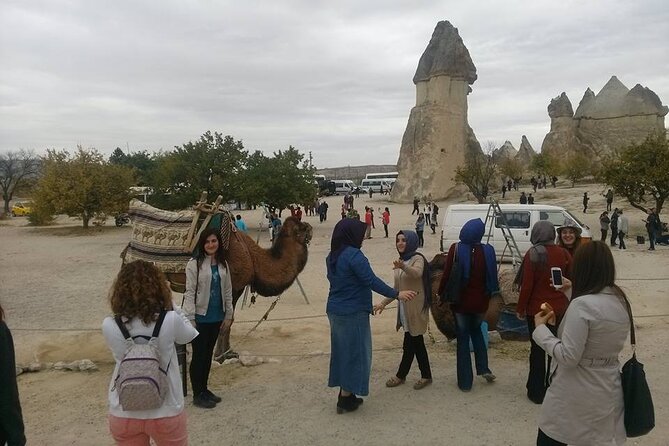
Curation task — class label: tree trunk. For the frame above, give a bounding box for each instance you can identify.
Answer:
[3,192,11,214]
[82,213,90,229]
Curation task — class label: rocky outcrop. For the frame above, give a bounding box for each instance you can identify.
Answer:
[492,141,517,161]
[516,136,536,165]
[392,21,481,202]
[541,76,668,158]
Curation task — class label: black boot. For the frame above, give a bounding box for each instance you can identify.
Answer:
[336,392,361,414]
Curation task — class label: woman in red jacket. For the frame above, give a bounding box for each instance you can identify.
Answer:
[514,220,572,404]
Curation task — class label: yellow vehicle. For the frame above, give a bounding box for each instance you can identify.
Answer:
[11,202,32,217]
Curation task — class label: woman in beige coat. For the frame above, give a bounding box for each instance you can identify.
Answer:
[374,230,432,390]
[533,241,629,445]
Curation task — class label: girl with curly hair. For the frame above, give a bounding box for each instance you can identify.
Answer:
[182,228,234,409]
[102,260,198,446]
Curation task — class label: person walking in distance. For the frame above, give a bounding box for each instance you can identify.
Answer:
[645,208,660,251]
[599,211,610,242]
[582,192,589,213]
[604,189,614,212]
[415,214,425,247]
[364,207,373,239]
[381,207,390,238]
[617,209,628,250]
[412,197,420,215]
[609,208,619,247]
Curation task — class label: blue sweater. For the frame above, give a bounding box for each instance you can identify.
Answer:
[326,246,398,315]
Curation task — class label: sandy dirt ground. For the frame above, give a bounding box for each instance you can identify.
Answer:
[1,183,668,445]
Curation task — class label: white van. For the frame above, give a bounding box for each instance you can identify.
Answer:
[439,204,592,258]
[360,179,393,193]
[332,180,355,195]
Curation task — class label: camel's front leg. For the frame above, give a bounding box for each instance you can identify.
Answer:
[213,289,243,361]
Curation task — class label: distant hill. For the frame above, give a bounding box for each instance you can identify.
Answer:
[316,165,397,182]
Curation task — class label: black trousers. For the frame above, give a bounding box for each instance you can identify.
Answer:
[537,429,567,446]
[383,223,388,237]
[417,230,424,247]
[190,321,222,396]
[526,317,558,403]
[618,231,626,249]
[610,226,618,245]
[600,229,607,241]
[396,332,432,380]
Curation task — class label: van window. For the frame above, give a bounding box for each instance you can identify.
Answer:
[496,211,530,229]
[539,211,567,227]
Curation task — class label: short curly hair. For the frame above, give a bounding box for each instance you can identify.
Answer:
[110,260,173,324]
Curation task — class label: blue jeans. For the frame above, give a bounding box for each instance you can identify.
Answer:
[455,312,491,390]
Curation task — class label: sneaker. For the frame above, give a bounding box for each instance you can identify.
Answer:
[482,372,496,383]
[193,393,216,409]
[413,378,432,390]
[203,389,222,403]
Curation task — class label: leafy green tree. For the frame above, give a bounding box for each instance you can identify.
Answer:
[454,148,497,204]
[498,156,524,183]
[0,150,40,215]
[601,132,669,214]
[109,148,156,186]
[240,146,316,214]
[31,147,134,228]
[148,132,247,209]
[561,152,592,187]
[530,152,560,178]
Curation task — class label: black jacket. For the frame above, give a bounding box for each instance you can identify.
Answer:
[0,321,26,445]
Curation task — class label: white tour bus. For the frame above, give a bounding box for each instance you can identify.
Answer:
[332,180,356,195]
[365,171,398,180]
[439,204,592,258]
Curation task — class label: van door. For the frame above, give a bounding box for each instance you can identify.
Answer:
[493,210,532,256]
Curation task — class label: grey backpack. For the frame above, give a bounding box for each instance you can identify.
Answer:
[113,311,169,411]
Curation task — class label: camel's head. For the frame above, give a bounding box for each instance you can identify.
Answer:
[281,217,313,246]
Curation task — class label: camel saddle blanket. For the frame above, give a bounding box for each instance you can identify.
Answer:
[123,199,232,273]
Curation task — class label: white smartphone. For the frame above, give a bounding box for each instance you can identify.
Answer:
[551,267,563,289]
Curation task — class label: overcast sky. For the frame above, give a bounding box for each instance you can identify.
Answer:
[1,0,667,168]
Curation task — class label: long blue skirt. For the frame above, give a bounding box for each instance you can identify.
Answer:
[327,311,372,396]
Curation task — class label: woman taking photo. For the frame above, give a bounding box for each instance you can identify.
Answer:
[374,230,432,390]
[438,218,499,392]
[533,241,629,445]
[183,228,234,409]
[102,260,198,445]
[326,219,415,414]
[515,221,571,404]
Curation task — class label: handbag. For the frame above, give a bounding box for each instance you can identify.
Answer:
[620,295,655,437]
[440,243,462,305]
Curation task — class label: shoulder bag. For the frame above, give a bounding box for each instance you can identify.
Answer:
[440,243,462,305]
[621,295,655,437]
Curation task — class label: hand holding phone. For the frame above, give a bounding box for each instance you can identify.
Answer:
[551,267,563,289]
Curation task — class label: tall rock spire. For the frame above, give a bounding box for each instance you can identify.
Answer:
[391,21,481,202]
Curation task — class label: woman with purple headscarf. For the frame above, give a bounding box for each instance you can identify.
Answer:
[326,219,416,414]
[374,230,433,390]
[438,218,499,392]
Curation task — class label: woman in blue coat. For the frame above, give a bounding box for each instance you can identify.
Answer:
[326,219,415,414]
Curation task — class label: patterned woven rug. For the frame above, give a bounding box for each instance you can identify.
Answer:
[122,199,196,273]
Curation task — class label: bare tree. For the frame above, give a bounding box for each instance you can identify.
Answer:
[0,150,41,215]
[454,141,498,204]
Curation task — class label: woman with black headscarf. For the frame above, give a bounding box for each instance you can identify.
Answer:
[514,220,572,404]
[326,219,416,414]
[438,219,500,392]
[374,230,433,390]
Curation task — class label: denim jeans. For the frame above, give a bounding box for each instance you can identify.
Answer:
[454,312,490,390]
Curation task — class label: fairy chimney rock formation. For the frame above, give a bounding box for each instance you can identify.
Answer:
[541,76,668,158]
[516,136,536,165]
[492,141,517,161]
[391,20,481,203]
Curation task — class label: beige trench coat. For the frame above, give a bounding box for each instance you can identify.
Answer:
[381,255,429,336]
[533,288,629,446]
